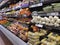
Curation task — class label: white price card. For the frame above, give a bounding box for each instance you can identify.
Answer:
[35,24,43,28]
[47,12,59,16]
[0,16,2,20]
[30,3,43,8]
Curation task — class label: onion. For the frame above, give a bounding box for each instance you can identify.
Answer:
[56,19,60,23]
[49,16,53,20]
[41,18,45,22]
[54,23,59,27]
[54,16,59,21]
[50,20,55,24]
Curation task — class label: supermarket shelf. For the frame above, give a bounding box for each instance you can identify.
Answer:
[0,0,9,9]
[29,3,43,8]
[32,11,60,16]
[0,25,27,45]
[0,0,21,9]
[1,3,43,12]
[41,11,60,16]
[0,0,60,10]
[30,22,60,33]
[0,0,9,7]
[43,0,60,4]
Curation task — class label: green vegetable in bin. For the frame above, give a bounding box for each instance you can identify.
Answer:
[52,3,60,12]
[4,22,11,27]
[54,7,60,11]
[52,3,60,7]
[52,3,60,11]
[43,6,53,12]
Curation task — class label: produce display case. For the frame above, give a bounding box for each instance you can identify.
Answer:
[0,25,27,45]
[0,0,60,45]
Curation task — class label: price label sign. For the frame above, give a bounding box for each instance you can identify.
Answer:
[0,16,2,20]
[30,3,43,8]
[47,12,59,16]
[35,24,43,28]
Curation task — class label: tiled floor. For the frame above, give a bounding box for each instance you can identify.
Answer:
[0,30,13,45]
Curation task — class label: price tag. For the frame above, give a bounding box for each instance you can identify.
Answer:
[35,24,43,28]
[30,3,43,8]
[51,13,55,15]
[0,16,2,20]
[47,12,59,16]
[55,12,59,15]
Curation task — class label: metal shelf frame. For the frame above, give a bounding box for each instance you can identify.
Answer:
[0,25,27,45]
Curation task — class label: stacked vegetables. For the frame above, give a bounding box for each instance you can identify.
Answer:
[28,29,47,45]
[41,33,60,45]
[43,6,53,12]
[31,16,60,27]
[7,22,28,41]
[52,3,60,11]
